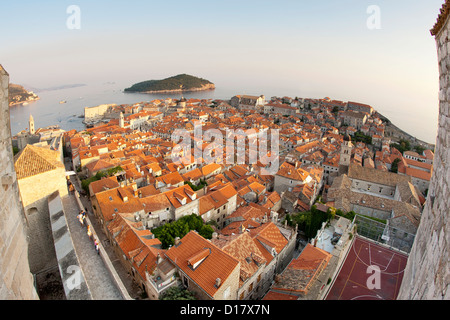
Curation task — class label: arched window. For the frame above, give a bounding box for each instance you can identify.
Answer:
[27,207,39,216]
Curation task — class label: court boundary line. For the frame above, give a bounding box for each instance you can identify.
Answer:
[356,234,410,258]
[352,240,406,276]
[322,234,356,300]
[325,235,409,300]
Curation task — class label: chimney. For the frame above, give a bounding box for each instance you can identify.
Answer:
[174,237,181,246]
[212,232,218,240]
[214,278,222,288]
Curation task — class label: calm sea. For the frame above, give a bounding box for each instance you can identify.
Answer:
[9,82,438,144]
[9,82,238,136]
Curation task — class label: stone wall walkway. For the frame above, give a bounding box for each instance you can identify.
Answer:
[62,158,126,300]
[65,158,141,299]
[62,193,123,300]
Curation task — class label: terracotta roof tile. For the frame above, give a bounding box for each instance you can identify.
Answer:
[14,145,64,179]
[249,222,289,254]
[212,232,266,286]
[431,0,450,35]
[272,244,331,294]
[165,231,239,299]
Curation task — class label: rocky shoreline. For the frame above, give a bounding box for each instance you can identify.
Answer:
[377,111,436,150]
[126,83,216,94]
[9,96,40,107]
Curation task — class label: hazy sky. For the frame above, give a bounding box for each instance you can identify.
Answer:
[0,0,445,143]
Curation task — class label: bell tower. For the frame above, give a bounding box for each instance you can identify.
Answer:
[338,134,353,175]
[29,114,35,135]
[119,112,124,129]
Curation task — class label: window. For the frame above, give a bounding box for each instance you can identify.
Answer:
[27,207,38,216]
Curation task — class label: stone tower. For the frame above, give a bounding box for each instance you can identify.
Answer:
[397,2,450,300]
[0,65,39,300]
[338,134,353,175]
[119,112,124,129]
[29,114,35,135]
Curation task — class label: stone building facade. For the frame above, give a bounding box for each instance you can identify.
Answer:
[0,65,39,300]
[14,144,68,275]
[398,2,450,300]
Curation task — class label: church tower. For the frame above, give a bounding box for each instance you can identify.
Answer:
[29,114,35,135]
[119,112,124,129]
[338,134,353,175]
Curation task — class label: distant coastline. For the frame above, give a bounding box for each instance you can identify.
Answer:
[8,84,40,107]
[9,97,41,107]
[32,83,87,92]
[376,111,435,150]
[125,84,216,94]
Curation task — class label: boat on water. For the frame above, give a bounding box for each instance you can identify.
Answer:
[60,100,67,104]
[83,119,101,128]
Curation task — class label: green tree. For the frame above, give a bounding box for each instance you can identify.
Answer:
[160,286,196,300]
[152,214,214,249]
[390,139,411,153]
[413,145,426,155]
[390,158,401,173]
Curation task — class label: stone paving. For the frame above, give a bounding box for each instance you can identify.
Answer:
[62,158,124,300]
[62,193,123,300]
[65,158,143,300]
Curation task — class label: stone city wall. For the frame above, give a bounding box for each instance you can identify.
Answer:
[398,9,450,300]
[0,65,38,300]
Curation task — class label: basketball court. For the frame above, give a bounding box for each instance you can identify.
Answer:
[325,236,409,300]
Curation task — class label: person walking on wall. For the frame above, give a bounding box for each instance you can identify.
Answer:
[77,213,84,226]
[94,239,100,255]
[87,225,93,241]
